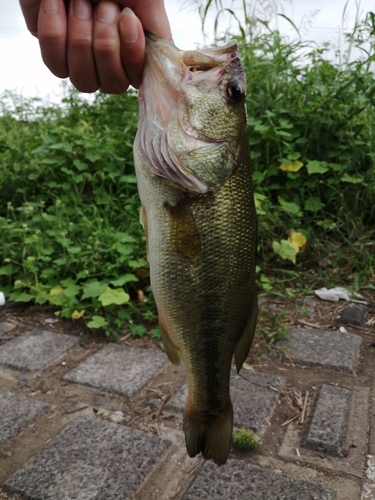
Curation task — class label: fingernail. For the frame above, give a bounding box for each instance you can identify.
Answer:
[96,1,119,23]
[43,0,61,14]
[119,8,139,44]
[73,0,91,20]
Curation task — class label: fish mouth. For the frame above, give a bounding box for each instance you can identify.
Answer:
[137,33,244,194]
[143,31,239,79]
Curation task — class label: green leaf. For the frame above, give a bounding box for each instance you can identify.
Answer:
[73,159,87,171]
[40,268,56,279]
[85,152,100,163]
[306,160,329,174]
[48,292,67,306]
[129,259,148,269]
[67,246,82,254]
[60,278,76,287]
[113,243,133,256]
[279,201,301,216]
[87,315,108,329]
[252,171,263,181]
[81,280,108,300]
[110,274,138,287]
[0,264,14,276]
[98,287,130,306]
[341,174,363,184]
[151,328,161,339]
[272,240,297,264]
[35,290,49,305]
[304,197,325,212]
[131,324,147,337]
[63,284,81,298]
[10,292,34,303]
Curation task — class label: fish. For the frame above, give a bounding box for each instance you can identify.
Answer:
[133,32,258,466]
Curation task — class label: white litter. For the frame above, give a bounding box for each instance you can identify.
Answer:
[314,286,366,303]
[0,292,5,306]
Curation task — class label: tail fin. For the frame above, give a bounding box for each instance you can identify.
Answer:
[183,403,233,466]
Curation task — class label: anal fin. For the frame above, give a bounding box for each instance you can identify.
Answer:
[159,314,181,366]
[234,295,258,372]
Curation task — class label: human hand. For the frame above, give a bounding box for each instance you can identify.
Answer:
[19,0,172,93]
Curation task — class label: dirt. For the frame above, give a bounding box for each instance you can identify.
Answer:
[0,291,375,498]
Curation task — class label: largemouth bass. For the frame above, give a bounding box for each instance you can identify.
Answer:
[134,33,257,465]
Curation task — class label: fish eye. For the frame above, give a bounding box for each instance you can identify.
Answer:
[226,81,245,104]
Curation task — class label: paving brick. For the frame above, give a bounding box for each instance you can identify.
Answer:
[278,327,361,373]
[302,385,352,456]
[183,459,337,499]
[4,415,171,500]
[0,322,15,335]
[0,390,50,446]
[166,370,284,434]
[0,329,78,371]
[63,344,168,398]
[338,305,365,327]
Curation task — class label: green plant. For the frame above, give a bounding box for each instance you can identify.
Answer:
[1,1,374,335]
[258,309,289,349]
[233,428,260,451]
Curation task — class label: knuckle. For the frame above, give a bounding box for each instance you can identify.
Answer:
[69,34,92,51]
[93,38,118,56]
[101,81,129,94]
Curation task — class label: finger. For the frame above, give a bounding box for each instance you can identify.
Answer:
[67,0,99,92]
[121,0,172,41]
[19,0,41,37]
[118,8,145,89]
[38,0,69,77]
[93,1,130,93]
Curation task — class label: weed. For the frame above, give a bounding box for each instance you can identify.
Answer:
[233,428,260,451]
[1,2,375,332]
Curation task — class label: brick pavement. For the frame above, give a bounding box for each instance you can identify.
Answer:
[0,303,374,499]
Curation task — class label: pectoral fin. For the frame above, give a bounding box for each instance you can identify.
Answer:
[234,295,258,372]
[164,197,201,263]
[159,314,181,366]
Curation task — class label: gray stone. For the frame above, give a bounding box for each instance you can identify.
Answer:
[183,459,337,499]
[277,327,361,373]
[232,371,284,432]
[0,390,50,445]
[302,384,352,456]
[338,306,365,327]
[0,329,78,371]
[4,415,171,500]
[166,370,284,434]
[63,344,168,398]
[0,322,15,335]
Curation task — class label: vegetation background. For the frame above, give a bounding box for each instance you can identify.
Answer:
[0,0,374,339]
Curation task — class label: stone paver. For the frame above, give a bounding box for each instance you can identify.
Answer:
[166,370,284,434]
[279,327,361,373]
[362,455,375,500]
[63,344,168,398]
[0,322,15,335]
[302,385,352,456]
[4,415,171,500]
[338,306,366,327]
[0,390,50,446]
[183,460,337,499]
[0,329,78,371]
